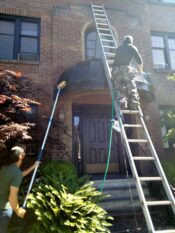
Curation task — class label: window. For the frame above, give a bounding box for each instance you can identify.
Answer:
[151,33,175,70]
[0,15,40,61]
[85,28,117,60]
[0,20,14,59]
[85,30,102,59]
[26,143,38,157]
[168,39,175,70]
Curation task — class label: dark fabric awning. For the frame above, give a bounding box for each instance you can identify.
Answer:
[59,58,108,93]
[58,58,154,102]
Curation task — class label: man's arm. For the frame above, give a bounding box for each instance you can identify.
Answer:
[9,186,26,218]
[132,46,143,72]
[22,162,40,177]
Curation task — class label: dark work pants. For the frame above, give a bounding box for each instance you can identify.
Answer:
[0,208,13,233]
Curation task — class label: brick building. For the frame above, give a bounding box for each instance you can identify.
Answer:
[0,0,175,176]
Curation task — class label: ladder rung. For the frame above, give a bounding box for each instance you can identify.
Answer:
[103,45,116,49]
[121,110,139,114]
[99,33,113,37]
[155,230,175,233]
[107,60,114,65]
[97,23,108,26]
[124,124,142,128]
[104,52,116,56]
[107,58,115,61]
[96,18,107,21]
[133,157,155,161]
[102,39,114,42]
[94,13,105,17]
[146,200,172,206]
[98,28,110,31]
[139,177,163,181]
[128,139,148,143]
[92,5,103,9]
[93,9,104,12]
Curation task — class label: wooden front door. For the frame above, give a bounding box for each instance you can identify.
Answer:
[82,105,120,174]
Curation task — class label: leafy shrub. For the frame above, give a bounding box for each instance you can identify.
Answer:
[161,158,175,186]
[27,182,112,233]
[40,161,88,193]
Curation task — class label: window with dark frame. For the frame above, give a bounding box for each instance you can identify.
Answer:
[85,28,118,60]
[168,38,175,70]
[0,15,40,61]
[85,29,102,59]
[26,143,38,157]
[151,33,175,70]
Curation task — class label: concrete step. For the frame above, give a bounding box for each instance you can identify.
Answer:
[93,178,150,215]
[109,215,147,233]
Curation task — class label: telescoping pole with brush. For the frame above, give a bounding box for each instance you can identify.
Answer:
[23,81,66,208]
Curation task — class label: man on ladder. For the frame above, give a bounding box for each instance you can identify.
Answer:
[112,35,143,110]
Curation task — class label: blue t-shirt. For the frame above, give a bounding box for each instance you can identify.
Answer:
[0,164,22,209]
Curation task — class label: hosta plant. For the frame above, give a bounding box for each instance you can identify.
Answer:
[26,182,113,233]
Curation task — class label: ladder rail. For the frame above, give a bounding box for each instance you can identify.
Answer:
[92,19,111,74]
[91,3,117,77]
[138,106,175,210]
[101,4,118,49]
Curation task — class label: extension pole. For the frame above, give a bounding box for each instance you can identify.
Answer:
[23,81,66,208]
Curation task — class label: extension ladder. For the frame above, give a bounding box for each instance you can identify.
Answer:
[91,3,175,233]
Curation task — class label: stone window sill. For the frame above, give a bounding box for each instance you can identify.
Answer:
[0,59,40,65]
[148,0,175,6]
